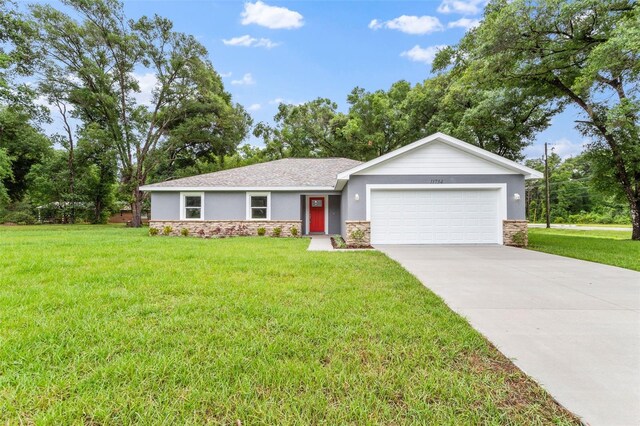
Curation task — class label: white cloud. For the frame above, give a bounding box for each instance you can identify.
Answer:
[222,34,279,49]
[132,72,158,106]
[524,138,588,159]
[368,19,382,30]
[550,138,588,159]
[241,1,304,29]
[247,103,262,111]
[447,17,481,29]
[268,97,303,106]
[219,71,232,78]
[231,73,256,86]
[34,95,56,113]
[437,0,486,15]
[401,45,447,64]
[368,15,444,35]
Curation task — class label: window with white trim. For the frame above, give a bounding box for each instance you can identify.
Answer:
[247,192,270,220]
[181,192,203,220]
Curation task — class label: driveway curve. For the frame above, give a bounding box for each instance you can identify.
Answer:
[377,245,640,426]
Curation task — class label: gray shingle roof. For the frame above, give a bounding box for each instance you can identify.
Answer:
[141,158,363,189]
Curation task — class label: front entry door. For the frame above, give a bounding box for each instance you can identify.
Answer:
[309,197,325,233]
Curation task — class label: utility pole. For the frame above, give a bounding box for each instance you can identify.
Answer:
[544,142,551,229]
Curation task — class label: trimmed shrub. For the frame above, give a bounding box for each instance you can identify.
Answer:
[332,235,347,249]
[180,228,189,237]
[511,230,527,247]
[350,228,365,244]
[162,225,173,236]
[1,210,36,225]
[290,226,299,237]
[149,227,159,236]
[272,227,282,237]
[257,227,266,236]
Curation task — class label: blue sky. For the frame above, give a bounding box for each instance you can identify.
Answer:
[34,0,589,160]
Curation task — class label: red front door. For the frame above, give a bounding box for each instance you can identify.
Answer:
[309,197,325,233]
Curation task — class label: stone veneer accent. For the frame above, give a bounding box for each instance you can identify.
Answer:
[345,220,371,247]
[150,220,302,238]
[503,220,528,247]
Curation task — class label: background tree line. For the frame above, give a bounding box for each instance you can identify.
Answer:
[0,0,637,238]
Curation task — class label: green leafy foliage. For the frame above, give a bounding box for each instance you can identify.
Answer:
[0,107,51,202]
[271,226,281,237]
[256,227,266,236]
[349,228,365,244]
[526,152,630,224]
[31,0,250,227]
[0,147,11,207]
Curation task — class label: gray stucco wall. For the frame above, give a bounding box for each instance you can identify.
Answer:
[271,192,301,220]
[150,190,336,225]
[150,192,180,220]
[345,174,526,221]
[300,195,306,235]
[340,188,348,237]
[205,192,245,220]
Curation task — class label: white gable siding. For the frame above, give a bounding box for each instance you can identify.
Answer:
[354,141,517,176]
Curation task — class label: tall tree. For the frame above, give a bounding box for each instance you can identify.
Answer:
[0,107,51,201]
[32,0,248,226]
[0,0,41,114]
[409,76,557,161]
[436,0,640,239]
[253,98,348,159]
[0,147,11,207]
[341,81,418,160]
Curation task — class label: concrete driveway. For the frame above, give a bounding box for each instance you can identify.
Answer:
[377,245,640,426]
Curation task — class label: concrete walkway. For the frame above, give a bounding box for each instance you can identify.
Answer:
[307,235,334,251]
[528,223,632,231]
[377,245,640,426]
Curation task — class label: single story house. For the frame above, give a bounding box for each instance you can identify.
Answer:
[141,132,542,246]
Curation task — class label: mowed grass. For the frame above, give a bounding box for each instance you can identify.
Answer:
[529,228,640,271]
[0,226,576,424]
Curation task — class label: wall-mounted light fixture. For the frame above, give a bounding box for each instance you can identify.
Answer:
[513,193,521,201]
[354,193,360,201]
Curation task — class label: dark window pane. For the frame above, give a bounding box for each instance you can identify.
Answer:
[311,199,323,208]
[185,207,201,219]
[251,207,267,219]
[185,196,201,207]
[251,196,268,208]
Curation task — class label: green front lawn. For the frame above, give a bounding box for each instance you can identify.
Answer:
[0,226,576,424]
[528,228,639,271]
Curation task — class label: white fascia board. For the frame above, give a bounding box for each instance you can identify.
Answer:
[336,132,543,180]
[139,186,336,192]
[334,179,348,191]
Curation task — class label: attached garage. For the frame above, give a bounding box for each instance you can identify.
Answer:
[336,133,542,247]
[368,185,506,245]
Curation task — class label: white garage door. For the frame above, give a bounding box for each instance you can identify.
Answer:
[370,188,502,244]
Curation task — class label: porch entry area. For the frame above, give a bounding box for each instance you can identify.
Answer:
[300,194,341,235]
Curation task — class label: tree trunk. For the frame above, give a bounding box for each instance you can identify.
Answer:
[94,199,102,224]
[631,198,640,241]
[130,185,143,228]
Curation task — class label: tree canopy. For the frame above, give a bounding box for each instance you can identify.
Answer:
[31,0,251,226]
